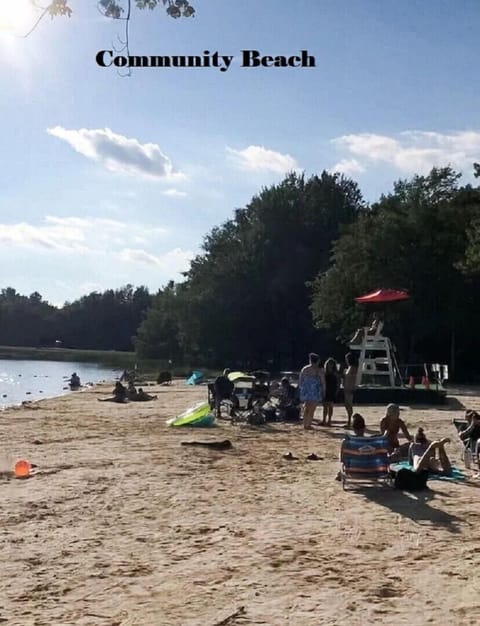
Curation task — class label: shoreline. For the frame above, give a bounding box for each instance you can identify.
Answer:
[1,383,480,624]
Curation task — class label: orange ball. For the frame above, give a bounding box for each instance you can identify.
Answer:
[14,459,31,479]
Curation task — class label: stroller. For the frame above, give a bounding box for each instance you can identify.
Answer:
[208,373,268,425]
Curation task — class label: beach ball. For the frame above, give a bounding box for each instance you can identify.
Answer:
[14,459,31,479]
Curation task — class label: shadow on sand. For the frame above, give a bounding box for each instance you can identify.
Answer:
[405,396,466,411]
[356,485,465,534]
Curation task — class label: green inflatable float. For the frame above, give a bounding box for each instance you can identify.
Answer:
[167,402,215,427]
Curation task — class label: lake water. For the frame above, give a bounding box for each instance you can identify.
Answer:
[0,360,121,408]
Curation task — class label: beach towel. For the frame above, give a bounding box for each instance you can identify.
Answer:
[391,461,466,481]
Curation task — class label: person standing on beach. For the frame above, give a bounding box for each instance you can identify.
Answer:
[322,357,339,426]
[343,352,358,428]
[299,353,324,430]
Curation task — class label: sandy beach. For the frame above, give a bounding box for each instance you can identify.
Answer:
[1,382,480,625]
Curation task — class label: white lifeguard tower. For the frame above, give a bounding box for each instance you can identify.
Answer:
[349,288,410,388]
[345,289,447,404]
[349,324,402,387]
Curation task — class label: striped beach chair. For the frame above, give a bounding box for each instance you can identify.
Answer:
[340,435,391,490]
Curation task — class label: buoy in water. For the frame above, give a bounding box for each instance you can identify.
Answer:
[14,459,31,479]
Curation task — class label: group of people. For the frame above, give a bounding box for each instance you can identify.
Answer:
[98,381,157,403]
[211,369,300,421]
[299,352,358,430]
[345,403,453,476]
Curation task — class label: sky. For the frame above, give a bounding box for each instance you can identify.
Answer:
[0,0,479,306]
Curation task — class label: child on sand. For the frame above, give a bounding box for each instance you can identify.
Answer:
[322,358,339,426]
[343,352,358,428]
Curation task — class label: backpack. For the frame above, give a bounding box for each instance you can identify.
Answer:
[393,468,429,491]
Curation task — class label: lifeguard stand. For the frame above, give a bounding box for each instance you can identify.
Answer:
[349,326,402,388]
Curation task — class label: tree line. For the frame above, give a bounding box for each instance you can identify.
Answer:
[0,285,152,351]
[136,167,480,380]
[5,165,480,379]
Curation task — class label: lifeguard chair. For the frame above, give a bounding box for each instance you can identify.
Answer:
[350,289,409,388]
[350,326,402,387]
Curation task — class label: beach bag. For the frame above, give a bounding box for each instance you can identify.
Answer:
[394,468,428,491]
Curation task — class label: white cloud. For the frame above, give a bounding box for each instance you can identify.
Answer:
[0,215,166,254]
[330,158,365,176]
[0,219,88,252]
[47,126,184,180]
[161,247,194,273]
[119,248,161,266]
[119,247,193,273]
[227,145,299,173]
[162,188,187,197]
[331,130,480,175]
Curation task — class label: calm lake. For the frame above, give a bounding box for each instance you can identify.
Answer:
[0,360,120,408]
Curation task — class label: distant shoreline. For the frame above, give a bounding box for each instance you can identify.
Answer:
[0,345,138,368]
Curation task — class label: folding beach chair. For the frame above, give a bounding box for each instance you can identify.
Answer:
[452,413,480,468]
[340,435,392,490]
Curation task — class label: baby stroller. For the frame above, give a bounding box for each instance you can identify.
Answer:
[208,373,267,425]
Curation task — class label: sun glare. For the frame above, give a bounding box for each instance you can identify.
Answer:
[0,0,35,34]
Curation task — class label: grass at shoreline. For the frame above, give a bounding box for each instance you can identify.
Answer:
[0,346,219,378]
[0,345,143,368]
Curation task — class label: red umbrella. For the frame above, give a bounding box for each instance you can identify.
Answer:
[355,288,410,304]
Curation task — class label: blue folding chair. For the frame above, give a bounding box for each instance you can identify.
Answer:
[340,435,392,490]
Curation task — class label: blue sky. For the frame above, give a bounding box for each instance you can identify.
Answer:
[0,0,479,305]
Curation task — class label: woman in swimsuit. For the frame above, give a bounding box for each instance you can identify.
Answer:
[408,428,452,476]
[299,353,324,430]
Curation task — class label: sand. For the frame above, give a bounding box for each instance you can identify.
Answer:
[1,382,480,626]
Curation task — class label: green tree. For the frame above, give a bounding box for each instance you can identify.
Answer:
[311,167,480,376]
[0,288,58,347]
[136,172,365,368]
[60,284,153,350]
[134,281,185,361]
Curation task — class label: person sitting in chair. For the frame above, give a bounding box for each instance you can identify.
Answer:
[351,413,366,436]
[213,369,235,417]
[277,377,300,421]
[350,312,384,344]
[367,312,384,336]
[335,413,367,481]
[457,410,480,468]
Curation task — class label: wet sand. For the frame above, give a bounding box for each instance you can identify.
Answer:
[1,383,480,625]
